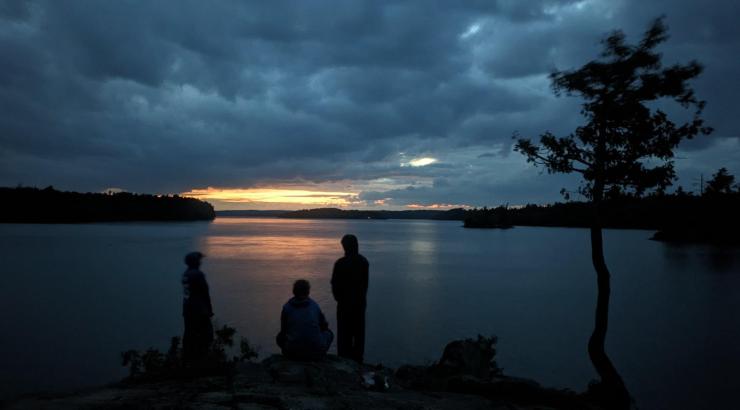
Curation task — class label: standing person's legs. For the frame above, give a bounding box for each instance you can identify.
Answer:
[183,315,195,361]
[194,317,214,360]
[336,305,351,358]
[352,307,366,363]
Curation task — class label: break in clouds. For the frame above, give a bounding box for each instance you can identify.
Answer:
[1,0,739,209]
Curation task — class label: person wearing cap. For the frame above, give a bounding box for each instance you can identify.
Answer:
[182,251,214,361]
[331,234,369,363]
[276,279,334,361]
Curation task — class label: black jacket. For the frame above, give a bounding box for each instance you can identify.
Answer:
[331,252,369,308]
[182,268,214,317]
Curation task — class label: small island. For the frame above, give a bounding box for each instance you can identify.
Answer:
[0,186,216,223]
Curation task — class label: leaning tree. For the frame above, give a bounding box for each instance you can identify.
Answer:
[514,17,711,408]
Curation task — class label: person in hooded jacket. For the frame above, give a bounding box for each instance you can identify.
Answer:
[331,234,369,363]
[182,251,214,362]
[276,279,334,360]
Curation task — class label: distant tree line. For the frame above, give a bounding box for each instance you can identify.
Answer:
[0,186,216,223]
[463,206,513,229]
[225,168,739,245]
[465,168,739,244]
[278,207,467,220]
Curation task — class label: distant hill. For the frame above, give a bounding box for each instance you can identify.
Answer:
[278,207,467,220]
[217,210,290,218]
[215,194,740,245]
[0,186,215,223]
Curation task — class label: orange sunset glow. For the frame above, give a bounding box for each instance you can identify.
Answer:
[181,187,359,208]
[406,203,468,210]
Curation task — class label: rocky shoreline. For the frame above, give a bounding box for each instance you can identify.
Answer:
[4,338,604,410]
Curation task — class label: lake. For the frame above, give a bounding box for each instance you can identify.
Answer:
[1,217,739,409]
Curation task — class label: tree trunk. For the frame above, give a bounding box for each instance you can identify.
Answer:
[589,199,631,408]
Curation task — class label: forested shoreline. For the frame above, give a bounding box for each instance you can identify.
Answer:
[464,167,740,244]
[4,185,737,244]
[0,186,215,223]
[464,193,740,244]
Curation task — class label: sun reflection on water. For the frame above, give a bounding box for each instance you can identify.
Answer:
[196,218,348,354]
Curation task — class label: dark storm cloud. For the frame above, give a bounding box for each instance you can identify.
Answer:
[1,0,738,206]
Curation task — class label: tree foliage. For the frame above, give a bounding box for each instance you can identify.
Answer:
[515,17,712,200]
[705,167,736,195]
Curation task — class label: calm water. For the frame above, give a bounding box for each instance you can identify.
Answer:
[1,217,739,409]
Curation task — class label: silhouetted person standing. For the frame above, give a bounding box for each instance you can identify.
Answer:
[331,234,369,363]
[276,279,334,360]
[182,251,214,362]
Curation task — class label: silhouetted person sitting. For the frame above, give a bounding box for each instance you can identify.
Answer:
[182,251,214,362]
[276,279,334,361]
[331,234,369,363]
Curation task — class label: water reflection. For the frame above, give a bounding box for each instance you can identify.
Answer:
[0,221,209,399]
[702,248,740,274]
[198,219,347,357]
[662,242,740,274]
[1,218,739,410]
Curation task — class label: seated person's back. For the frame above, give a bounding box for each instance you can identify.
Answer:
[276,279,334,360]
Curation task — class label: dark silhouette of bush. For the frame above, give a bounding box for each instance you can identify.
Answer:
[121,324,258,382]
[0,186,215,223]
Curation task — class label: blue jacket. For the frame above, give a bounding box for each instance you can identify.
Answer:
[279,297,331,359]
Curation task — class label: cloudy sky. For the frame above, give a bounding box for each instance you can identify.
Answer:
[1,0,738,209]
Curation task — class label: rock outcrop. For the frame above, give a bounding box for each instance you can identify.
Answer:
[5,338,603,410]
